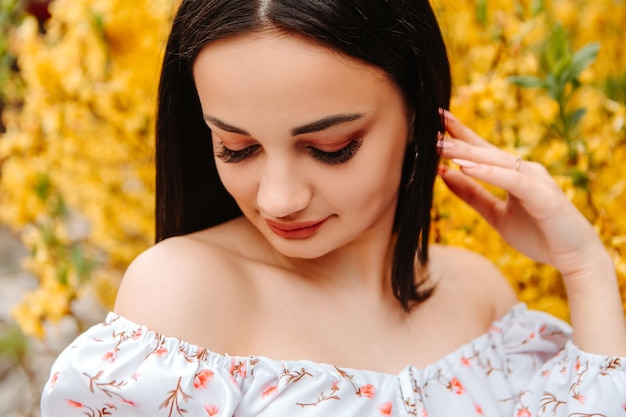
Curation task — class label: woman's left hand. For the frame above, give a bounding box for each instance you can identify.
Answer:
[437,111,608,280]
[438,111,626,355]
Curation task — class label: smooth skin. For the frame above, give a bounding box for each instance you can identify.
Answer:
[114,32,625,376]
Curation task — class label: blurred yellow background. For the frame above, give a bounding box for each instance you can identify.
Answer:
[0,0,624,415]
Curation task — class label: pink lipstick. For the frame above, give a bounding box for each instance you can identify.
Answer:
[265,218,328,239]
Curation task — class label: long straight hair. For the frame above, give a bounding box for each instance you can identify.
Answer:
[155,0,451,310]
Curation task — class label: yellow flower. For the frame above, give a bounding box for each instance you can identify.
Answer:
[11,281,73,338]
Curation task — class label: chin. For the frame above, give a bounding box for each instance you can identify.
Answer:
[258,229,342,260]
[271,241,334,260]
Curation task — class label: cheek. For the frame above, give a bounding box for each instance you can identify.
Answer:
[215,163,255,203]
[334,146,405,208]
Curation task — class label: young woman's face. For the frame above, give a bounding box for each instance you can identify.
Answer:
[193,32,411,259]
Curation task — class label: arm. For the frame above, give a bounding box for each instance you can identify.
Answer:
[438,111,626,356]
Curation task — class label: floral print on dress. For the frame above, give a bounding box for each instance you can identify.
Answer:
[204,404,219,416]
[41,304,626,417]
[447,377,464,395]
[194,370,215,389]
[378,401,393,415]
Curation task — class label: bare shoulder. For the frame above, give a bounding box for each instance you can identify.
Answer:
[429,244,518,320]
[114,218,257,350]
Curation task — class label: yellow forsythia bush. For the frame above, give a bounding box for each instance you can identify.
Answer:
[0,0,624,338]
[0,0,177,337]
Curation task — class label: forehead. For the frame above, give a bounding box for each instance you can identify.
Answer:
[192,32,403,123]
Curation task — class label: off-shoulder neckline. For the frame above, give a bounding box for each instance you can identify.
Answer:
[101,303,555,379]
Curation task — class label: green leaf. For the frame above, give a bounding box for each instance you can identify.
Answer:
[508,75,547,89]
[544,24,571,75]
[545,73,560,101]
[71,245,95,281]
[566,108,587,129]
[475,0,488,25]
[41,224,56,246]
[51,194,67,218]
[570,169,590,189]
[90,12,106,41]
[57,262,69,286]
[567,42,600,81]
[603,72,626,104]
[531,0,545,17]
[34,173,52,202]
[0,324,29,360]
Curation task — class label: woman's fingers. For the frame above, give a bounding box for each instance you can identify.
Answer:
[446,158,561,220]
[439,154,599,268]
[439,138,528,181]
[440,111,522,173]
[442,110,495,149]
[438,165,505,225]
[439,112,559,217]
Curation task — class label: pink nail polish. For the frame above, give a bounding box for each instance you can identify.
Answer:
[437,140,453,149]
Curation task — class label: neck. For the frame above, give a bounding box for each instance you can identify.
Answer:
[279,216,398,301]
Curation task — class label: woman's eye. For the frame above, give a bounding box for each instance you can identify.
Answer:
[214,143,260,163]
[214,139,363,165]
[308,139,363,165]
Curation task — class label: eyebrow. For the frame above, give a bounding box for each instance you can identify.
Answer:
[291,113,365,136]
[203,113,365,137]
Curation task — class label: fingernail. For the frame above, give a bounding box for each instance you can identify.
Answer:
[437,139,453,149]
[441,109,453,119]
[452,158,477,168]
[437,165,449,175]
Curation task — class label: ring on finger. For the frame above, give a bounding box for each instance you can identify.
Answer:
[515,156,522,171]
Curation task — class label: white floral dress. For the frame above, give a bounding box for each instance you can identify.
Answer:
[41,303,626,417]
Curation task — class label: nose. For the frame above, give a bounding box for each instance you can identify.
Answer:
[257,159,312,219]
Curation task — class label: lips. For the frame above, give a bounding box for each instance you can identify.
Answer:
[265,217,329,239]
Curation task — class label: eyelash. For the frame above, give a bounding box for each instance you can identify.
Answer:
[307,139,363,165]
[214,143,260,163]
[214,139,363,165]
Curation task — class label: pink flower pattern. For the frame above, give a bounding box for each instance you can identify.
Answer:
[102,350,118,363]
[359,384,376,398]
[193,370,215,390]
[448,377,464,395]
[40,304,626,417]
[49,371,59,388]
[204,404,219,416]
[66,399,83,408]
[262,385,278,397]
[378,401,393,415]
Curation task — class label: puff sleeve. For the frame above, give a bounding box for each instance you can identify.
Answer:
[41,314,243,417]
[486,305,626,416]
[513,340,626,416]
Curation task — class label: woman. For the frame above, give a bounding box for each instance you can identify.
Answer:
[41,0,626,416]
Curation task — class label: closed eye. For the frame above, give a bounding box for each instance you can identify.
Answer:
[308,139,363,165]
[214,139,363,165]
[214,143,260,163]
